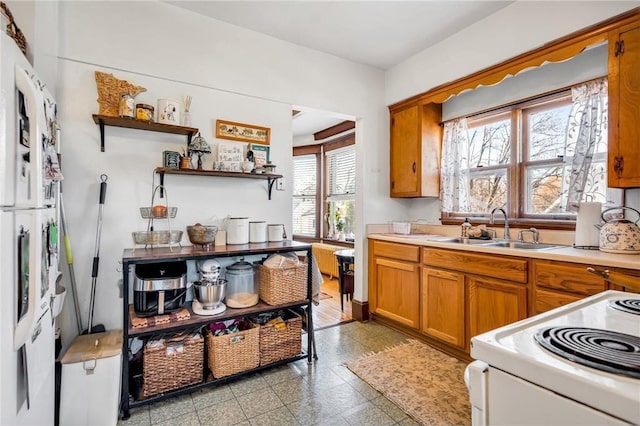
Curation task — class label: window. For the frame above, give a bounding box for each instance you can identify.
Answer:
[441,78,616,224]
[326,145,356,237]
[292,154,318,236]
[292,129,355,242]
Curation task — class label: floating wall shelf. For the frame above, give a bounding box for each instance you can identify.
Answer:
[92,114,199,152]
[154,167,283,200]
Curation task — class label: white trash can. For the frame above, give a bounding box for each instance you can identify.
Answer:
[60,330,123,426]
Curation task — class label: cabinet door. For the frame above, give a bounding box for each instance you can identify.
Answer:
[468,277,527,338]
[390,103,442,198]
[532,260,606,314]
[390,105,421,197]
[608,23,640,188]
[422,267,465,349]
[373,257,420,329]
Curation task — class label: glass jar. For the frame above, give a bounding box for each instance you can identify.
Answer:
[118,93,135,118]
[224,260,258,308]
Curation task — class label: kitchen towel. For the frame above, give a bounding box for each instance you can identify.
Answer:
[574,202,602,248]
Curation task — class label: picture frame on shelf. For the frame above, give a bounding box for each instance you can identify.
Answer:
[217,141,244,172]
[215,119,270,145]
[250,144,270,168]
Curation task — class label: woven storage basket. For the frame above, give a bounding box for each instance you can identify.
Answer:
[257,262,307,305]
[206,323,259,379]
[257,310,302,366]
[142,331,203,397]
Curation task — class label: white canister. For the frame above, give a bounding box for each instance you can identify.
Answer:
[157,99,180,125]
[227,217,249,244]
[214,230,226,246]
[268,224,285,242]
[249,221,267,243]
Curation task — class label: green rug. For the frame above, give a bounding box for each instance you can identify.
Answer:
[347,340,471,425]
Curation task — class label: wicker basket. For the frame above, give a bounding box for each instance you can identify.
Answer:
[142,331,203,397]
[255,310,302,366]
[257,262,307,305]
[206,322,259,379]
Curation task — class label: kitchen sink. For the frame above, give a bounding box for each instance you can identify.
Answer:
[485,241,563,250]
[436,237,495,245]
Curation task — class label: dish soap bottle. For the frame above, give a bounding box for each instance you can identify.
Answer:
[461,218,471,238]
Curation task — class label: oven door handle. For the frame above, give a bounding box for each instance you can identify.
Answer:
[465,360,489,426]
[587,267,640,291]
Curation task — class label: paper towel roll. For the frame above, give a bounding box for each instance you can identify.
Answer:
[574,202,602,248]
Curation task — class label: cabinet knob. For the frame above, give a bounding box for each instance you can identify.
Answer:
[412,162,416,173]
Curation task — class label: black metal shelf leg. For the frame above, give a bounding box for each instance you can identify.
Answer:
[99,121,105,152]
[267,178,276,200]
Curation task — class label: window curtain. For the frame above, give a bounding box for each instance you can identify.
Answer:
[564,78,608,212]
[440,118,471,212]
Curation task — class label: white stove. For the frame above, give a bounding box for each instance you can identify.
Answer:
[466,290,640,425]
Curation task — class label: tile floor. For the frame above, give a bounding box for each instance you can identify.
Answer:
[119,321,421,426]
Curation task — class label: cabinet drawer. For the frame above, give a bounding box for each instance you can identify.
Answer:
[534,288,584,314]
[532,261,605,295]
[373,240,420,262]
[422,248,527,283]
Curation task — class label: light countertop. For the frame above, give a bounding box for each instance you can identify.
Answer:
[368,233,640,271]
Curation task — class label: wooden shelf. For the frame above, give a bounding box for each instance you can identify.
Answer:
[128,300,307,337]
[154,167,283,200]
[92,114,198,152]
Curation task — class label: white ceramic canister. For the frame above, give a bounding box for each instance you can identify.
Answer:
[249,221,267,243]
[227,217,249,244]
[267,224,285,242]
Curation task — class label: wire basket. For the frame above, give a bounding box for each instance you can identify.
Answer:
[139,207,178,219]
[132,230,183,245]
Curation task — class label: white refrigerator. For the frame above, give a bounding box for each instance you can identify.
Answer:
[1,31,61,426]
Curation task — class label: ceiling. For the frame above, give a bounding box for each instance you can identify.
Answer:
[168,1,513,135]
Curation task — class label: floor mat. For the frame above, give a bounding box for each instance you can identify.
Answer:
[319,292,333,300]
[346,339,471,425]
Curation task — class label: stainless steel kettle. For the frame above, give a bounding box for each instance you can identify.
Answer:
[598,207,640,254]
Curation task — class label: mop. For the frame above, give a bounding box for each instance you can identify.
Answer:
[84,174,108,335]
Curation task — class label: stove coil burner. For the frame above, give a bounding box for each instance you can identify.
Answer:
[609,299,640,315]
[534,327,640,379]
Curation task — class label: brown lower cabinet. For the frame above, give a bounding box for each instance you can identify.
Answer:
[368,238,638,357]
[368,240,421,329]
[468,276,527,338]
[422,267,466,349]
[531,260,607,314]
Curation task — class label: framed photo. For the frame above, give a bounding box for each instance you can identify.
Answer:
[215,119,270,145]
[163,150,181,169]
[217,142,244,172]
[250,144,270,168]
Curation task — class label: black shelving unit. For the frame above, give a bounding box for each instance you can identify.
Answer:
[120,241,315,419]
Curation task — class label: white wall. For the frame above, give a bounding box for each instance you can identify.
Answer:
[56,1,404,340]
[397,2,638,223]
[385,1,636,106]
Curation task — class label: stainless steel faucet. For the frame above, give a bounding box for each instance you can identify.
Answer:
[490,207,510,240]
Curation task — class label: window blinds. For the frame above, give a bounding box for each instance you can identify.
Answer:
[293,154,317,236]
[326,145,355,200]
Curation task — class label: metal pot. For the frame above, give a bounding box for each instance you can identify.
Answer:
[598,207,640,254]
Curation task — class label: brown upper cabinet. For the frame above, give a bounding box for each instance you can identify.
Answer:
[390,103,442,198]
[608,21,640,188]
[389,8,640,197]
